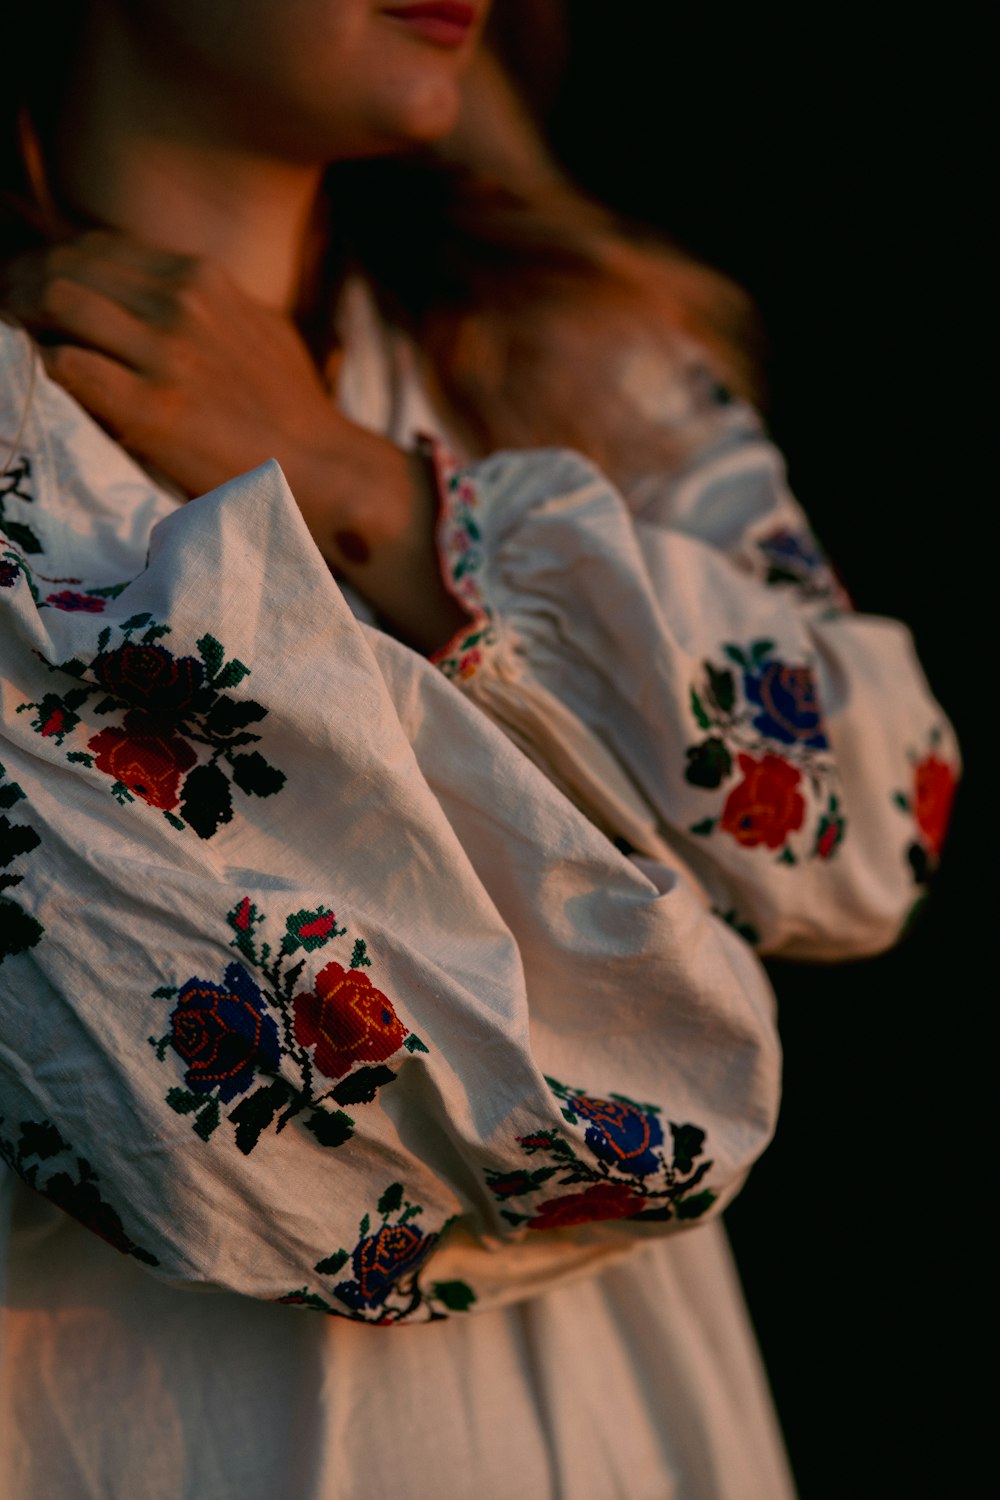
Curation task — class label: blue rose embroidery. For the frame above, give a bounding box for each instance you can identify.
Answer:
[758,528,823,574]
[169,961,281,1103]
[564,1094,665,1178]
[335,1222,438,1311]
[743,658,829,750]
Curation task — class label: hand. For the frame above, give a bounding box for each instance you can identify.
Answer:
[0,231,468,651]
[1,230,346,496]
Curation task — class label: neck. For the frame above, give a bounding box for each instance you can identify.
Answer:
[53,14,324,312]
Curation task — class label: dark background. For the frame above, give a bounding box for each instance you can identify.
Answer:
[546,10,985,1497]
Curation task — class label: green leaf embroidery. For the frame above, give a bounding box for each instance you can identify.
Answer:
[314,1249,349,1276]
[432,1280,477,1312]
[193,1098,221,1141]
[303,1110,354,1149]
[378,1182,404,1216]
[0,894,43,966]
[0,816,40,869]
[180,763,234,840]
[214,659,251,690]
[1,520,43,553]
[86,582,129,599]
[229,1080,296,1156]
[165,1087,203,1115]
[675,1189,716,1220]
[196,634,225,675]
[205,697,267,736]
[705,665,736,715]
[689,687,711,730]
[230,751,286,798]
[331,1065,396,1106]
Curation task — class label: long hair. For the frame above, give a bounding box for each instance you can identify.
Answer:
[1,4,763,484]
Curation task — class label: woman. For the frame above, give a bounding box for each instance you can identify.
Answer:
[0,4,957,1497]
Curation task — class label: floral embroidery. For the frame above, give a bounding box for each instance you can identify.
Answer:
[149,896,428,1156]
[43,589,107,612]
[755,525,848,609]
[89,712,199,810]
[292,962,407,1079]
[893,728,958,885]
[719,753,805,850]
[685,637,842,865]
[431,613,498,684]
[279,1183,475,1324]
[169,963,281,1105]
[419,434,502,687]
[525,1180,646,1229]
[813,800,846,859]
[713,907,762,946]
[912,754,956,855]
[0,506,126,607]
[17,616,285,838]
[485,1078,716,1229]
[742,658,828,750]
[0,455,42,556]
[0,761,45,964]
[0,1117,159,1265]
[426,438,486,615]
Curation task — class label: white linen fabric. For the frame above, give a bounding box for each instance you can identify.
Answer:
[0,290,956,1500]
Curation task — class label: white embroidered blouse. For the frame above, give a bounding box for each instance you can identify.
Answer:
[0,287,957,1499]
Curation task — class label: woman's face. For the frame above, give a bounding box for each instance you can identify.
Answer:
[107,0,491,161]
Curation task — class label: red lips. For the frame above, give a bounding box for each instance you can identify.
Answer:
[381,2,477,47]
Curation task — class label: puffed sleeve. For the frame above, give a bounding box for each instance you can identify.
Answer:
[426,369,959,960]
[0,374,780,1325]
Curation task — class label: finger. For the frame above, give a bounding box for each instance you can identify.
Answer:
[40,343,148,439]
[69,228,196,280]
[13,277,162,373]
[4,236,199,330]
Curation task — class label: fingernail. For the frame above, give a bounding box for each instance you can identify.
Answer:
[334,529,371,566]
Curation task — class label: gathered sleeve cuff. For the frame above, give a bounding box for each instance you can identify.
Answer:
[424,413,959,959]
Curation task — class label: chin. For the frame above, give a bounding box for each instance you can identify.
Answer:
[378,72,463,145]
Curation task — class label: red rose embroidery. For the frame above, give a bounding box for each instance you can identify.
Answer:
[40,708,66,739]
[293,961,406,1079]
[45,590,106,613]
[527,1181,646,1231]
[720,753,805,850]
[816,821,842,859]
[88,711,197,809]
[913,755,957,855]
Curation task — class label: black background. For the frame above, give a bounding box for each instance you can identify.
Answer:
[547,10,986,1497]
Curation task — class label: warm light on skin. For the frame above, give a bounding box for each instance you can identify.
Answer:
[6,0,492,654]
[55,0,492,310]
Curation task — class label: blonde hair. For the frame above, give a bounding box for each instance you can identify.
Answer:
[331,158,764,483]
